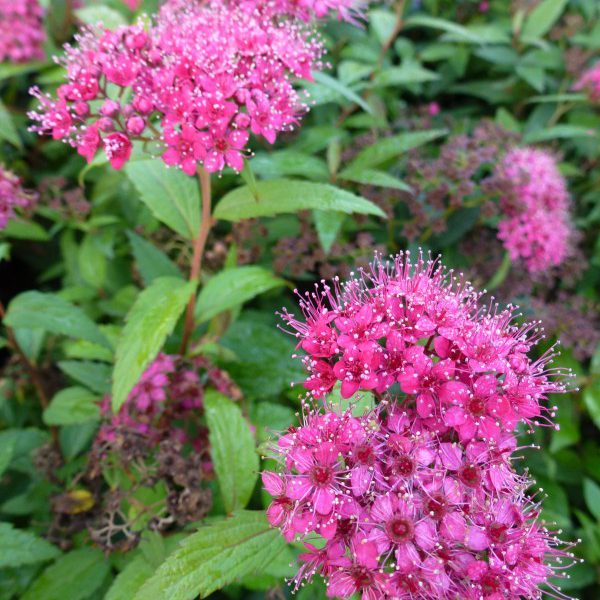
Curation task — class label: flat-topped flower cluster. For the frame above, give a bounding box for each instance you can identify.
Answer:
[29,0,327,175]
[497,147,573,274]
[0,0,45,64]
[266,253,577,599]
[0,165,38,230]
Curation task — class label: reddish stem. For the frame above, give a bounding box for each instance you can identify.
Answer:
[180,165,213,355]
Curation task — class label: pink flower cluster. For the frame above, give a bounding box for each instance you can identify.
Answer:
[496,147,572,274]
[0,0,45,64]
[266,0,368,22]
[266,252,577,598]
[29,0,324,175]
[573,61,600,102]
[264,405,577,599]
[98,352,238,451]
[0,166,38,230]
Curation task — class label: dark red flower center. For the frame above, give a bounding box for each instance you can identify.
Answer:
[310,465,333,486]
[458,464,481,488]
[355,444,375,465]
[392,454,415,477]
[214,138,228,152]
[488,522,508,543]
[426,495,447,520]
[481,573,501,593]
[352,568,372,589]
[386,516,414,543]
[468,397,486,417]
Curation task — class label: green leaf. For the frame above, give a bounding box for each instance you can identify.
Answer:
[195,266,285,323]
[74,6,127,29]
[0,523,60,569]
[345,129,447,171]
[126,160,201,240]
[2,219,49,241]
[250,151,329,182]
[134,512,284,600]
[584,478,600,521]
[0,242,10,263]
[523,125,596,143]
[0,437,15,478]
[311,71,373,114]
[22,548,110,600]
[43,386,100,426]
[521,0,568,40]
[205,392,259,513]
[404,14,487,43]
[0,99,21,148]
[213,179,385,221]
[373,61,439,87]
[327,382,375,416]
[0,428,48,475]
[526,93,587,104]
[106,557,154,600]
[338,168,412,192]
[4,291,110,349]
[220,318,304,400]
[112,277,196,412]
[583,380,600,430]
[127,231,183,286]
[78,235,107,290]
[313,210,345,254]
[58,360,112,395]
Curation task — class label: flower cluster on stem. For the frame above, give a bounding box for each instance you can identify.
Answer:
[0,165,38,230]
[0,0,45,64]
[29,0,325,175]
[265,252,578,599]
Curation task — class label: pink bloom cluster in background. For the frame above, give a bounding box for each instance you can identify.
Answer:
[122,0,142,10]
[573,61,600,102]
[98,352,239,454]
[267,0,368,22]
[496,147,572,274]
[267,252,577,599]
[0,166,38,230]
[0,0,45,64]
[264,405,577,599]
[29,0,325,175]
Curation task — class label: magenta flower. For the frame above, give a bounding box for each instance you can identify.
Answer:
[495,147,573,273]
[0,166,38,230]
[29,0,325,175]
[0,0,45,64]
[264,403,578,599]
[573,60,600,102]
[281,252,565,443]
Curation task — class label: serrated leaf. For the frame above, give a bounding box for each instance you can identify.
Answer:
[106,556,154,600]
[373,62,439,87]
[523,125,596,143]
[43,387,100,426]
[404,14,487,43]
[134,512,284,600]
[58,360,112,395]
[127,231,183,286]
[4,292,110,349]
[313,210,345,254]
[311,71,373,115]
[213,179,385,222]
[195,266,285,323]
[521,0,568,40]
[338,168,412,192]
[205,392,259,513]
[583,478,600,522]
[0,99,21,148]
[2,219,49,241]
[112,277,196,412]
[126,160,201,240]
[0,523,60,569]
[345,129,447,171]
[75,6,127,29]
[22,548,109,600]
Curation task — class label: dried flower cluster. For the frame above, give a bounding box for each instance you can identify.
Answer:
[98,352,240,450]
[0,0,45,64]
[266,252,577,599]
[0,165,38,230]
[496,147,573,274]
[29,0,325,175]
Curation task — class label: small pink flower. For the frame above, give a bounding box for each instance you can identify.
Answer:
[103,132,133,170]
